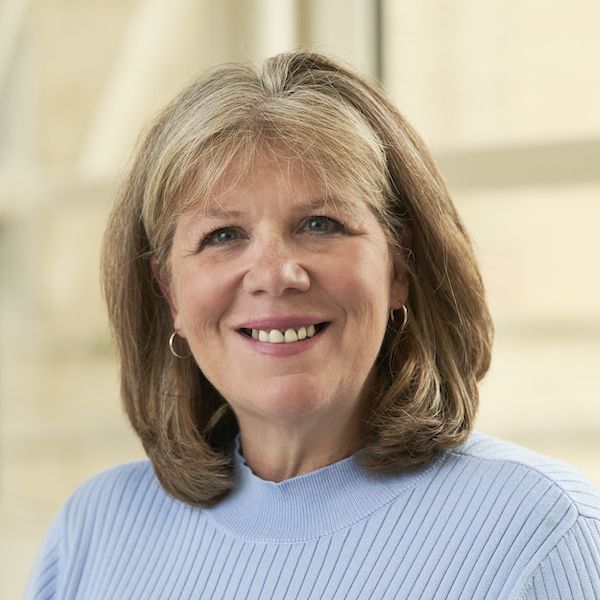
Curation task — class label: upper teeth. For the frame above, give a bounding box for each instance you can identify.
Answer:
[251,324,317,344]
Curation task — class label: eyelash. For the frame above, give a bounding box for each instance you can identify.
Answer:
[198,216,347,250]
[305,216,346,234]
[199,227,242,249]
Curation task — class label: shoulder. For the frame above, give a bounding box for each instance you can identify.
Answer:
[72,458,155,494]
[450,432,600,521]
[428,433,600,596]
[25,460,166,599]
[62,459,160,522]
[44,459,170,555]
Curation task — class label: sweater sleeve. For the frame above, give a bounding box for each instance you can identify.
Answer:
[519,516,600,599]
[23,509,65,600]
[23,461,152,599]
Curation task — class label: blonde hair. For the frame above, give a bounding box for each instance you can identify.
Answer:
[101,51,493,507]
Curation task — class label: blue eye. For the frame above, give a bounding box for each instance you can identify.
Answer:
[305,216,345,234]
[199,227,242,249]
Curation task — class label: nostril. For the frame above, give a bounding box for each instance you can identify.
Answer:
[241,256,311,296]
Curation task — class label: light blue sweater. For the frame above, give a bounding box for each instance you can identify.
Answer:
[26,433,600,599]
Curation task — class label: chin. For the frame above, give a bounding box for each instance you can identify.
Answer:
[247,383,333,423]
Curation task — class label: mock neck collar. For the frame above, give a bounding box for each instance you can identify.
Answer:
[205,436,444,543]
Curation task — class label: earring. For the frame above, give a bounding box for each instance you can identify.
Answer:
[169,331,191,359]
[390,304,408,332]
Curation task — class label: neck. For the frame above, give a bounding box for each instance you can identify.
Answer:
[237,416,363,482]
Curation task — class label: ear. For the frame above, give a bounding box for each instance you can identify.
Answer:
[389,226,412,310]
[389,266,409,310]
[151,257,181,330]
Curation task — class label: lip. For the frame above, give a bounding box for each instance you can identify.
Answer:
[235,316,329,330]
[236,324,328,357]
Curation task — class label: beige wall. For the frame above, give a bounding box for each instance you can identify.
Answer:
[380,0,600,457]
[1,1,599,596]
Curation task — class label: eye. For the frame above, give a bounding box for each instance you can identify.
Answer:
[303,215,346,234]
[198,226,244,250]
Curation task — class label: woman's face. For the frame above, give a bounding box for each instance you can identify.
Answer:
[163,159,408,439]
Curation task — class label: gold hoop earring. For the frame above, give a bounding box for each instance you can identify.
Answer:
[169,331,191,359]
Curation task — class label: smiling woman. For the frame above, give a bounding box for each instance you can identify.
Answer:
[26,51,600,599]
[157,158,405,481]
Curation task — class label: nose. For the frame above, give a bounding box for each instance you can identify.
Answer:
[242,237,310,296]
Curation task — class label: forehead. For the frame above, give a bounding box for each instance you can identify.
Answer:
[183,157,367,220]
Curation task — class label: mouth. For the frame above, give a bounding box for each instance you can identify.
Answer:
[238,322,330,344]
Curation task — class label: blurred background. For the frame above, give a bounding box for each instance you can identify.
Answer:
[1,0,599,596]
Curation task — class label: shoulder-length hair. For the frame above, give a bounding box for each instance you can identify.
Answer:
[101,51,493,507]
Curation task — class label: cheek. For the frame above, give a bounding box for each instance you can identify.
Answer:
[329,245,391,302]
[173,265,229,336]
[323,249,391,333]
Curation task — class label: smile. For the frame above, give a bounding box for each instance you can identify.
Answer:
[239,322,329,344]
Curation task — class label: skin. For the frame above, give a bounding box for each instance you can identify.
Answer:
[158,159,408,482]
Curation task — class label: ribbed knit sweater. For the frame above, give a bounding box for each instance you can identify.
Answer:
[26,433,600,599]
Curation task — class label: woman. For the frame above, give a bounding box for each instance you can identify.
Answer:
[27,51,600,599]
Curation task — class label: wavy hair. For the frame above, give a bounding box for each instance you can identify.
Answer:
[101,51,493,507]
